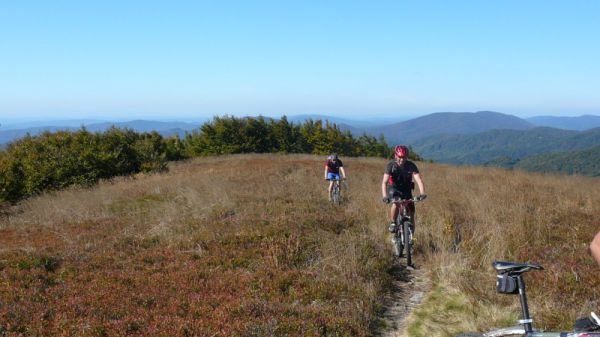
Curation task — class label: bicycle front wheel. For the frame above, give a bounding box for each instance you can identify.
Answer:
[332,184,341,205]
[454,334,483,337]
[403,221,412,266]
[393,231,403,257]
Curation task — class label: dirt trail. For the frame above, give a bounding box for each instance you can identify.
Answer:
[376,257,431,337]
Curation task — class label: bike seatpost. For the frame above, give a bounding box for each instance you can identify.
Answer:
[516,274,533,333]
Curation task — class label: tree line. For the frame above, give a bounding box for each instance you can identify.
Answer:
[0,115,406,203]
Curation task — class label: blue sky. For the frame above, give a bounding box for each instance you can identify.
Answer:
[1,0,599,122]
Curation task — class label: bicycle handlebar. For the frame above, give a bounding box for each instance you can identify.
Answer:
[383,194,427,204]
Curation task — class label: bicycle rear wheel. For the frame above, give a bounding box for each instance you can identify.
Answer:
[403,220,413,266]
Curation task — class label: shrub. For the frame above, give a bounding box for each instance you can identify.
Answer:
[0,128,168,202]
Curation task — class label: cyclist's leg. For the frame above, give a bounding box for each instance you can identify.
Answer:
[591,231,600,267]
[388,187,401,223]
[387,203,399,233]
[390,203,399,223]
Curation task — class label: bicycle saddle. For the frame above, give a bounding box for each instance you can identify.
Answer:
[492,261,544,275]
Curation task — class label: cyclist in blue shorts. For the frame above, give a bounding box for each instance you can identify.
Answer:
[324,153,346,201]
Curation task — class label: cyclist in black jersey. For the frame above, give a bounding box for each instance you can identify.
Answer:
[381,145,426,233]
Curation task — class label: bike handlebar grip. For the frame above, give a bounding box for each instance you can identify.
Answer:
[418,194,427,201]
[382,197,390,204]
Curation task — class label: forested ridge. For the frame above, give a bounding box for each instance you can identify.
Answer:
[0,115,401,203]
[491,145,600,176]
[412,127,600,176]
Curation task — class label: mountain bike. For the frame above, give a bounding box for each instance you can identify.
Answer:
[327,178,343,205]
[454,261,600,337]
[386,195,427,266]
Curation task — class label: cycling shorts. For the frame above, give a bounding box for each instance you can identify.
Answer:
[327,173,341,180]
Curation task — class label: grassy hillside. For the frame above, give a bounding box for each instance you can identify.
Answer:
[1,154,599,336]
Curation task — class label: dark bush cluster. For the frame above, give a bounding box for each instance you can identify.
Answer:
[0,128,167,202]
[0,115,401,203]
[182,115,391,158]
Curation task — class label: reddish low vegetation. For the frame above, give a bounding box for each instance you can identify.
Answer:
[2,154,599,336]
[0,154,392,336]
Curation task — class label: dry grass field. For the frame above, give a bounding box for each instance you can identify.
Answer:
[405,163,600,336]
[1,154,599,336]
[0,154,393,336]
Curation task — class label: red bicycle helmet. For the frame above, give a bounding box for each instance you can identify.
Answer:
[394,145,409,158]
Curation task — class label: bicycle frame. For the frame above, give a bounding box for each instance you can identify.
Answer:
[390,197,417,226]
[455,261,600,337]
[396,200,414,222]
[481,328,600,336]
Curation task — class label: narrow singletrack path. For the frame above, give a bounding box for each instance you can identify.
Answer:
[376,257,430,337]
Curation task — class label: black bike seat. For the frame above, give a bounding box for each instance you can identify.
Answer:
[492,261,544,275]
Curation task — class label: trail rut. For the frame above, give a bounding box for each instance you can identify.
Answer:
[376,257,430,337]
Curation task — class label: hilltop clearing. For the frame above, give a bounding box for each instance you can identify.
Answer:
[0,154,407,336]
[1,154,599,336]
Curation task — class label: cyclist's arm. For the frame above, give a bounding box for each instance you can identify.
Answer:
[413,172,425,195]
[591,231,600,268]
[324,166,328,179]
[340,167,346,179]
[381,173,390,198]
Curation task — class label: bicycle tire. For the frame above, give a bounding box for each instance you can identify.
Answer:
[404,220,412,266]
[453,334,483,337]
[395,213,404,258]
[332,183,341,205]
[393,231,403,257]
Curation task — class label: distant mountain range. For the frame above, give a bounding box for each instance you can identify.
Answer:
[284,114,409,128]
[362,111,534,144]
[289,112,600,145]
[2,111,600,175]
[526,115,600,131]
[0,120,203,145]
[3,112,599,146]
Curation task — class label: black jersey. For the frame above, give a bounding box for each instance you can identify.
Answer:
[385,160,419,198]
[325,159,343,173]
